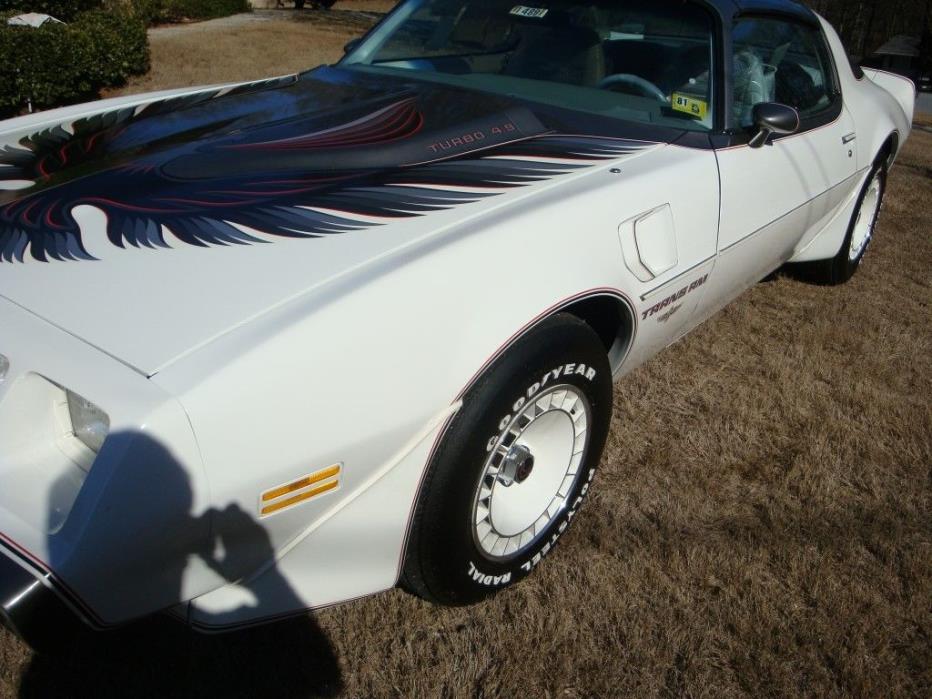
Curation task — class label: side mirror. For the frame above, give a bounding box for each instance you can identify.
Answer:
[749,103,800,148]
[344,38,361,55]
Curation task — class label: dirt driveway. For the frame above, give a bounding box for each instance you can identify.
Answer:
[147,4,388,38]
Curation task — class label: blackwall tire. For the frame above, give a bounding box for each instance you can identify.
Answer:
[402,313,613,606]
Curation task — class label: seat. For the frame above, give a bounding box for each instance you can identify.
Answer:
[775,60,823,112]
[602,41,670,87]
[503,25,606,87]
[733,49,769,125]
[449,15,512,49]
[660,44,712,95]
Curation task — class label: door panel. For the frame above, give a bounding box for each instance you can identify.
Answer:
[693,13,858,317]
[717,108,857,253]
[720,13,858,254]
[700,111,857,319]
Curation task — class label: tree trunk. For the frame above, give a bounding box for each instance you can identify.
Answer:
[861,1,879,58]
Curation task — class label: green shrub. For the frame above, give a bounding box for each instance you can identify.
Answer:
[0,9,149,117]
[0,21,92,114]
[0,1,251,28]
[161,0,250,22]
[124,0,164,25]
[103,0,164,26]
[80,10,150,86]
[0,1,103,22]
[104,0,252,26]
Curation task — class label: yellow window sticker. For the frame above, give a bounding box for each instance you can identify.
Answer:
[672,93,709,120]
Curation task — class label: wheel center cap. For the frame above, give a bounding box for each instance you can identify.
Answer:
[498,444,535,487]
[514,453,535,484]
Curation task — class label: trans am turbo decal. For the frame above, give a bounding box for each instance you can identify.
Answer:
[641,274,709,321]
[656,304,683,324]
[0,83,653,263]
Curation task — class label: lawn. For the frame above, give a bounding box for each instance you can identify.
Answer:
[1,7,930,698]
[107,4,389,95]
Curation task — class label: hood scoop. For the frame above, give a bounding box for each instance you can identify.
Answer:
[163,98,550,179]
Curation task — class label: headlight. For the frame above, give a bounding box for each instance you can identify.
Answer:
[0,354,8,384]
[66,390,109,454]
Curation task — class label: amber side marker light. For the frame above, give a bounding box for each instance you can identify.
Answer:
[260,464,341,516]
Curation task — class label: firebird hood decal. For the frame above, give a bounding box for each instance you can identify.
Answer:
[0,70,655,264]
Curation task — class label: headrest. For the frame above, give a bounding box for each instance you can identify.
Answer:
[450,16,513,47]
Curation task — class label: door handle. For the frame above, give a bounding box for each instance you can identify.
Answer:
[842,133,857,144]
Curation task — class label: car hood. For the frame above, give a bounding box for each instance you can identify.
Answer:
[0,67,667,375]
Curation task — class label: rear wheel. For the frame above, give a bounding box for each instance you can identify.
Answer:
[402,313,613,605]
[792,158,887,285]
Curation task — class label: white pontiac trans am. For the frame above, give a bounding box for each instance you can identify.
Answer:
[0,0,914,648]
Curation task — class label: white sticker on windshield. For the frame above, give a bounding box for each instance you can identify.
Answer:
[510,6,549,18]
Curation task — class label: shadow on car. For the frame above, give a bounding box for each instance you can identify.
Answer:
[14,432,343,699]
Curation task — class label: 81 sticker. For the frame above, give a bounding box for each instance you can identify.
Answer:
[672,93,709,120]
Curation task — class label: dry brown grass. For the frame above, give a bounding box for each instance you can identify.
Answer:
[108,24,355,94]
[2,13,930,699]
[107,4,391,96]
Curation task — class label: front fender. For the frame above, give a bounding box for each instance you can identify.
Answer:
[152,158,666,622]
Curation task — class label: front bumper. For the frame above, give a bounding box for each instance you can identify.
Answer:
[0,544,87,652]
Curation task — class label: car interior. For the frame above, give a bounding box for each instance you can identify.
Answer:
[353,0,841,134]
[360,1,716,131]
[732,19,834,125]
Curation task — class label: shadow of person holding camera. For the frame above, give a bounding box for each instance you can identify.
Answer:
[17,432,342,699]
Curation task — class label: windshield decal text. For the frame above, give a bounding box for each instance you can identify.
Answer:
[510,6,549,19]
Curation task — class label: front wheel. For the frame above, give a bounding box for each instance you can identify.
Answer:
[402,313,613,605]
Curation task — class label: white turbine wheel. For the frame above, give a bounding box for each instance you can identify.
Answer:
[849,171,883,261]
[472,384,591,561]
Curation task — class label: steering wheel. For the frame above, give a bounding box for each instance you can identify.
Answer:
[598,74,668,103]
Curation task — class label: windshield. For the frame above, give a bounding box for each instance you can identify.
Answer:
[343,0,716,132]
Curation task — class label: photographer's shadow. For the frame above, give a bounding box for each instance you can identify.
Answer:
[18,433,342,699]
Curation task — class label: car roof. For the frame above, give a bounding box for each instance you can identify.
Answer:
[705,0,820,25]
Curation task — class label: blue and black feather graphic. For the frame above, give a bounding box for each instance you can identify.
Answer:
[0,81,652,264]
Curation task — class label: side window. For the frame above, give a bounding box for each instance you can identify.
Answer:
[732,17,836,128]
